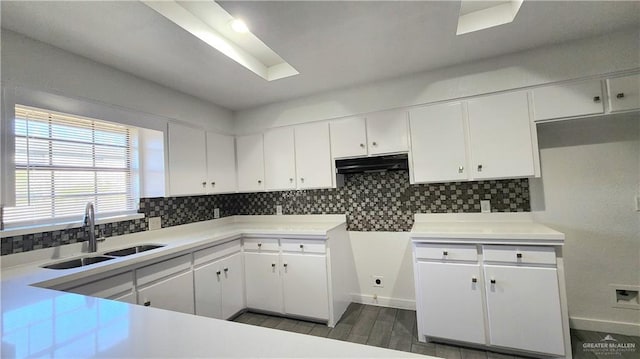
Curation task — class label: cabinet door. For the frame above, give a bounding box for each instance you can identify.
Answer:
[532,80,604,121]
[295,122,333,189]
[264,127,296,191]
[330,117,367,158]
[409,103,468,183]
[137,270,195,314]
[194,261,223,319]
[467,91,535,179]
[607,74,640,113]
[282,253,329,320]
[220,252,245,319]
[236,134,265,192]
[484,265,564,356]
[244,252,282,313]
[206,132,237,194]
[416,262,485,344]
[167,123,207,196]
[366,110,409,155]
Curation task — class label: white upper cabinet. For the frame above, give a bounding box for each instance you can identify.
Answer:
[167,122,208,196]
[607,74,640,113]
[329,116,368,158]
[329,110,408,159]
[236,134,265,192]
[206,132,237,194]
[532,80,604,121]
[366,109,409,155]
[264,127,296,191]
[467,91,535,179]
[409,102,468,183]
[295,122,333,189]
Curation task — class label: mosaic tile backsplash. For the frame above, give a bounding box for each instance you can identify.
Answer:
[1,170,529,255]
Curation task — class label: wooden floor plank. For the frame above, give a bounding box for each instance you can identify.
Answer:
[233,305,640,359]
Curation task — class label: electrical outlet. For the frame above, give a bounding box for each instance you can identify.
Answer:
[480,200,491,213]
[276,205,283,215]
[148,217,161,231]
[214,208,220,219]
[372,275,384,288]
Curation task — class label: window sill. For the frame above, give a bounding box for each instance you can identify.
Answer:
[0,213,146,238]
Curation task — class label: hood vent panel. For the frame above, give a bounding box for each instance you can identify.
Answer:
[335,154,409,174]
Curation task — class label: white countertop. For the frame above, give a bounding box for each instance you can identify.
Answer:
[410,213,565,243]
[1,215,428,358]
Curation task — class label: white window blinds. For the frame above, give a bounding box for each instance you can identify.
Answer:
[4,105,138,226]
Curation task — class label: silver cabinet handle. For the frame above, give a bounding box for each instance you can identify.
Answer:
[289,178,293,182]
[224,267,229,273]
[211,182,215,186]
[202,181,207,187]
[372,141,377,146]
[216,270,221,275]
[617,93,625,99]
[258,180,262,184]
[271,263,276,268]
[359,143,365,148]
[458,166,464,174]
[490,279,496,284]
[477,164,483,172]
[471,277,477,283]
[443,251,448,256]
[516,252,522,259]
[283,263,288,268]
[300,178,304,182]
[258,242,262,247]
[299,244,304,249]
[144,300,151,307]
[593,96,601,103]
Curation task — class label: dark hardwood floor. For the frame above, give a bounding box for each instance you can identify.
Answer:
[233,303,639,358]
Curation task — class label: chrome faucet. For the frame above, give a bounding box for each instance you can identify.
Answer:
[84,202,97,252]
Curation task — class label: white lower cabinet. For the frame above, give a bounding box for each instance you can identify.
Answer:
[282,253,329,320]
[413,242,568,357]
[245,250,283,313]
[416,261,485,344]
[194,241,245,319]
[136,254,194,315]
[244,238,330,321]
[484,265,565,356]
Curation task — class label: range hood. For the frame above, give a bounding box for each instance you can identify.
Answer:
[335,154,409,174]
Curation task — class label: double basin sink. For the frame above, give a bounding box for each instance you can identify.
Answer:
[42,244,165,270]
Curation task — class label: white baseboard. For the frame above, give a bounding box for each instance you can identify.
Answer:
[570,316,640,336]
[351,294,416,311]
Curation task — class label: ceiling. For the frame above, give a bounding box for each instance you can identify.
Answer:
[1,1,639,111]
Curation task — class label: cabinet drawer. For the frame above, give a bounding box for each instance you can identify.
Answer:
[243,238,279,252]
[281,239,326,254]
[483,245,556,265]
[137,254,192,287]
[414,244,478,262]
[194,239,241,266]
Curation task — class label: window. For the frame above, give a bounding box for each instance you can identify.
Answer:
[3,105,139,227]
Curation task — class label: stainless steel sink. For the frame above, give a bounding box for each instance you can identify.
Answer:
[103,244,165,257]
[42,255,115,269]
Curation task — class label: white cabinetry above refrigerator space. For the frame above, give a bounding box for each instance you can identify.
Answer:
[607,73,640,113]
[410,91,537,184]
[532,80,604,121]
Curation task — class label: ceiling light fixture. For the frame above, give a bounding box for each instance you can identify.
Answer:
[457,0,524,35]
[142,1,298,81]
[230,19,249,33]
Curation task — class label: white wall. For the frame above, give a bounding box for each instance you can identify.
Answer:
[1,30,234,134]
[349,232,416,310]
[234,29,639,134]
[530,114,640,335]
